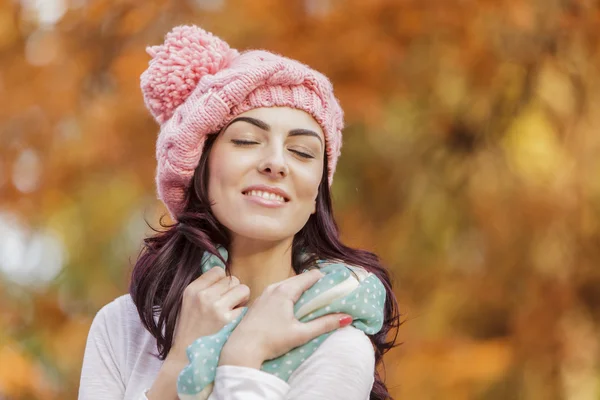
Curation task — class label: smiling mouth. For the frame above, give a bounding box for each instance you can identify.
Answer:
[242,190,289,203]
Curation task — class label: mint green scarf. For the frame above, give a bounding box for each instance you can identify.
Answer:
[177,247,386,400]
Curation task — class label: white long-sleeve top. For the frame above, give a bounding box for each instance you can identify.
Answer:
[78,294,376,399]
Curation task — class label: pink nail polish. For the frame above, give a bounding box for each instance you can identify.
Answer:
[339,316,353,327]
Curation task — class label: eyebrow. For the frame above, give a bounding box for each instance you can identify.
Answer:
[227,116,324,147]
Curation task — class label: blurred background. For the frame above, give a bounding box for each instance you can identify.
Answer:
[1,0,600,399]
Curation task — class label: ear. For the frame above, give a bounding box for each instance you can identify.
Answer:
[311,199,317,214]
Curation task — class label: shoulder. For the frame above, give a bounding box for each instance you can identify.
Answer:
[318,325,375,365]
[81,295,163,396]
[294,325,375,375]
[95,293,134,315]
[92,294,140,331]
[287,326,375,398]
[86,294,159,378]
[88,294,149,354]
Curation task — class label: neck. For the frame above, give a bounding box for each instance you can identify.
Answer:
[227,237,298,305]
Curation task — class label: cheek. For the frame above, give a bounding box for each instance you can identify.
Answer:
[207,147,234,201]
[295,165,323,202]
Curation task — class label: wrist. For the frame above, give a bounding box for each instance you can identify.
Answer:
[164,348,190,374]
[147,351,189,400]
[219,339,265,369]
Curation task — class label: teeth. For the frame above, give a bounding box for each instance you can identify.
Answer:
[247,190,285,202]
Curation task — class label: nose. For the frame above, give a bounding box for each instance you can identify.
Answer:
[258,146,289,179]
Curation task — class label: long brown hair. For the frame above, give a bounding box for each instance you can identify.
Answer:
[130,133,402,399]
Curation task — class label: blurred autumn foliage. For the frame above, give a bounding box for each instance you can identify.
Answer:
[1,0,600,399]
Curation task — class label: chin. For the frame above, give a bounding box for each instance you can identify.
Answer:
[230,224,297,242]
[223,214,307,243]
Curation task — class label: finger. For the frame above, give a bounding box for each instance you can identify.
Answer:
[275,269,324,303]
[217,284,251,309]
[204,275,240,297]
[186,266,226,292]
[298,313,353,343]
[223,307,245,324]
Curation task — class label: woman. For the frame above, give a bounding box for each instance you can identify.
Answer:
[79,25,400,400]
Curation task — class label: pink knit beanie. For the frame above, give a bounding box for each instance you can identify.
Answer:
[140,25,344,219]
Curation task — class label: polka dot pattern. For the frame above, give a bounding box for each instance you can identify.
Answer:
[177,248,386,399]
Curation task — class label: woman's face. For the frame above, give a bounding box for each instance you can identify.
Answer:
[208,107,325,242]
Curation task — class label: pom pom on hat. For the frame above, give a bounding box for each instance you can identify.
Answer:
[141,25,239,124]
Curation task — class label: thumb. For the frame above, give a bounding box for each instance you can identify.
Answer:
[299,313,353,342]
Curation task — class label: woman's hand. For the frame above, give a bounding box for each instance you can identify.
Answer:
[170,266,250,360]
[219,269,353,368]
[148,266,249,400]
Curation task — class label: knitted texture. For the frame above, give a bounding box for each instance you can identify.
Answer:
[140,25,344,219]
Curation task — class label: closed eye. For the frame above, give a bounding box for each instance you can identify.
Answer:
[290,149,314,159]
[231,139,259,146]
[233,139,314,159]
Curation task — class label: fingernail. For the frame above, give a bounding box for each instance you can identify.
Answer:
[339,315,353,327]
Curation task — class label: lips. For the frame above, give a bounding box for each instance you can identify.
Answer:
[244,189,286,203]
[241,185,291,203]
